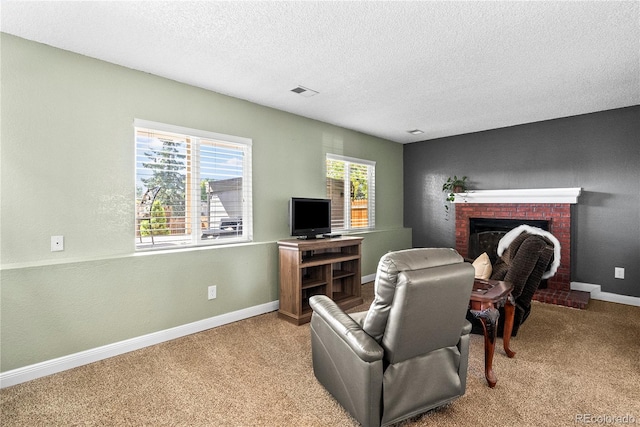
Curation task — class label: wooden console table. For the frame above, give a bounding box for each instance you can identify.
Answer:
[470,279,516,388]
[277,237,363,325]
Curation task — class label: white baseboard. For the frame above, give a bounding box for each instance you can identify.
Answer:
[1,275,377,389]
[362,273,376,284]
[0,300,280,389]
[571,282,640,307]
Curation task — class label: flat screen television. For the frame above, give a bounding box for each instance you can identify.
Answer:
[289,197,331,239]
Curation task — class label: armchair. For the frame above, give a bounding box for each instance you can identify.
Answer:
[470,225,558,337]
[309,248,475,427]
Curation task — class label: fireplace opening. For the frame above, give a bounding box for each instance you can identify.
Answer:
[468,218,549,265]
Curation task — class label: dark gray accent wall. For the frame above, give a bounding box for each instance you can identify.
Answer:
[404,106,640,297]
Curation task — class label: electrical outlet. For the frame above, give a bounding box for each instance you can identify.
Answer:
[51,235,64,252]
[208,285,217,300]
[614,267,625,279]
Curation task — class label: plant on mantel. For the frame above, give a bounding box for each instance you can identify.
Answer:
[442,175,468,214]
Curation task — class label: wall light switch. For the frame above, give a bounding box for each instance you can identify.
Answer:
[51,235,64,252]
[614,267,625,279]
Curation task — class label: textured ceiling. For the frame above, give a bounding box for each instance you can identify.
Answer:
[2,1,639,143]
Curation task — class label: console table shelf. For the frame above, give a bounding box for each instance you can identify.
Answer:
[332,269,355,280]
[301,278,326,289]
[278,237,363,325]
[302,253,360,266]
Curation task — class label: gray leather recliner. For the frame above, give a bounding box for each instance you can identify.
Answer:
[309,248,475,427]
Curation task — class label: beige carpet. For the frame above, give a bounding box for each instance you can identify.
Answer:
[2,283,639,426]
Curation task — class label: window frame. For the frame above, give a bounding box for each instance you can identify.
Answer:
[326,153,376,232]
[134,119,252,251]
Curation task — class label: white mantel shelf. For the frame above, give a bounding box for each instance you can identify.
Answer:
[452,188,582,204]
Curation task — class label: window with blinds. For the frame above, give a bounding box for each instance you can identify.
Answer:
[326,154,375,231]
[135,119,252,250]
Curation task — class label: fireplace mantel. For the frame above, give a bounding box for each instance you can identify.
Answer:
[452,188,582,204]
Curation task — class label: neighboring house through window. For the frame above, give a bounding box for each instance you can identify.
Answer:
[135,119,252,250]
[326,154,375,231]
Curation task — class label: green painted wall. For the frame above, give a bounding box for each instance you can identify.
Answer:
[0,34,411,372]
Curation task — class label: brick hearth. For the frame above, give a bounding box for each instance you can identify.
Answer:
[455,201,589,309]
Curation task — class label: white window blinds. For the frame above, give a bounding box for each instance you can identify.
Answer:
[135,119,252,250]
[326,154,375,231]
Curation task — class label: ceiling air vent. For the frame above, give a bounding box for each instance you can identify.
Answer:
[291,86,318,97]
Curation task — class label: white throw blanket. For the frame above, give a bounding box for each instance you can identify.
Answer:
[496,225,561,279]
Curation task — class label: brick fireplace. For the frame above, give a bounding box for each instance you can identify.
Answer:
[453,188,589,309]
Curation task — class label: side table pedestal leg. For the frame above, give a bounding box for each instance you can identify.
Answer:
[471,308,499,388]
[503,296,516,358]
